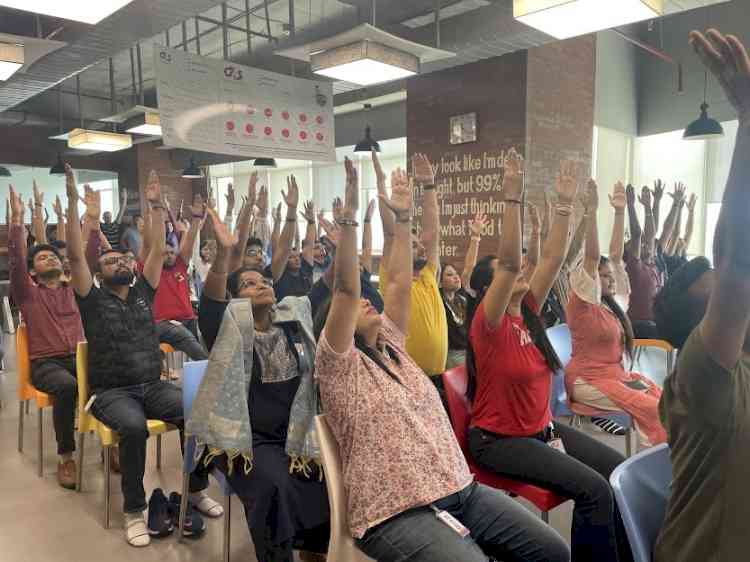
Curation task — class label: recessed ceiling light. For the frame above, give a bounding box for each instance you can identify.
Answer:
[0,1,135,25]
[67,128,132,152]
[514,0,663,40]
[0,43,24,81]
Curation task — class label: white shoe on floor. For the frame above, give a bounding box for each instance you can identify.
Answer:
[189,491,224,518]
[124,512,151,547]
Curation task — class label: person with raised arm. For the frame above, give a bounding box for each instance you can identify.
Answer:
[654,29,750,562]
[466,154,630,562]
[65,165,217,547]
[314,157,568,562]
[377,149,449,387]
[565,180,667,448]
[192,177,329,562]
[100,185,127,249]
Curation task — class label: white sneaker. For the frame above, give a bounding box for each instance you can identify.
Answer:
[189,491,224,518]
[124,512,151,547]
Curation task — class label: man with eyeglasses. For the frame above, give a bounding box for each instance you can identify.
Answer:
[8,184,92,490]
[64,165,219,547]
[243,237,267,271]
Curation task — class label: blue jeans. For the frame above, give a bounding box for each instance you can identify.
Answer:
[156,319,208,361]
[357,482,570,562]
[91,380,208,513]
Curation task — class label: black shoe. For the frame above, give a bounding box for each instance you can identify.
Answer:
[168,492,206,538]
[147,488,174,538]
[591,417,627,436]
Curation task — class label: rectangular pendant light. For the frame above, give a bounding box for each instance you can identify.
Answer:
[0,1,134,24]
[514,0,663,40]
[311,41,419,86]
[0,43,24,81]
[68,128,132,152]
[124,112,162,136]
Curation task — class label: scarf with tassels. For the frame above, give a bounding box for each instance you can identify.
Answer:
[186,297,321,476]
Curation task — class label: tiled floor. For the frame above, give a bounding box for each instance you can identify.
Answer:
[0,332,669,562]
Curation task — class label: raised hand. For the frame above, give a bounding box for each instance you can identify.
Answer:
[282,175,299,209]
[300,200,316,223]
[53,195,64,219]
[120,186,128,205]
[380,167,412,214]
[412,153,435,185]
[207,208,238,248]
[319,216,342,246]
[273,202,282,223]
[469,211,490,237]
[555,160,579,204]
[83,184,102,221]
[528,205,541,233]
[145,170,162,204]
[207,187,217,210]
[502,148,525,201]
[372,148,386,189]
[626,184,636,207]
[343,156,359,217]
[653,179,665,201]
[609,181,627,210]
[225,183,235,210]
[584,178,599,213]
[247,171,258,211]
[189,196,206,219]
[687,193,698,212]
[257,184,268,217]
[365,199,376,222]
[33,179,44,208]
[670,182,687,204]
[332,197,343,222]
[638,186,652,208]
[8,185,25,225]
[64,163,78,204]
[689,29,750,121]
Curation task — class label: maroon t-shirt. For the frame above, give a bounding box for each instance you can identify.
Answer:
[625,252,660,323]
[152,256,194,323]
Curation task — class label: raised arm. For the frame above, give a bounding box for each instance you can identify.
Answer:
[461,211,489,290]
[413,153,439,271]
[609,182,627,263]
[691,29,750,370]
[657,183,685,254]
[179,200,204,264]
[625,184,642,260]
[229,174,258,273]
[270,175,299,282]
[52,195,66,243]
[565,214,587,269]
[526,204,541,281]
[582,180,600,278]
[482,149,525,327]
[529,161,579,307]
[665,197,685,256]
[30,181,47,244]
[361,199,376,273]
[138,205,152,263]
[381,167,415,333]
[63,164,94,297]
[252,185,271,252]
[322,157,361,352]
[223,183,235,229]
[373,149,395,268]
[8,185,32,304]
[639,186,656,261]
[682,193,698,253]
[300,200,316,266]
[652,179,665,235]
[203,207,239,301]
[142,171,167,289]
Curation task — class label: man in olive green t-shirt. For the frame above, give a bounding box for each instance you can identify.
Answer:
[654,28,750,562]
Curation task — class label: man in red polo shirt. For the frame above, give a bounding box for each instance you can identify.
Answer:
[148,201,207,360]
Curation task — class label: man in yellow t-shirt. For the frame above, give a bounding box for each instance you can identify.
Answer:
[375,151,448,380]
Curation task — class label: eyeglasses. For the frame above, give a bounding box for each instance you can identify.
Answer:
[101,256,134,267]
[245,248,265,257]
[36,253,61,263]
[238,277,273,290]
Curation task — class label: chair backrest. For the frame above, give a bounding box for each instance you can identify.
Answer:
[315,414,375,562]
[16,324,33,401]
[441,365,472,454]
[182,360,209,474]
[75,341,98,433]
[610,443,672,562]
[546,323,572,367]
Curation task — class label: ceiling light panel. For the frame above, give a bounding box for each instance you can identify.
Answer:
[0,43,23,81]
[0,1,134,25]
[311,41,419,86]
[68,128,132,152]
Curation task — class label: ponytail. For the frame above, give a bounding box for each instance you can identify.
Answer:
[600,257,634,358]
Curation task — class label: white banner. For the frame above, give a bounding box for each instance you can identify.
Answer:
[154,46,336,162]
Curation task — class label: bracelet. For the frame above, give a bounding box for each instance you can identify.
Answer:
[150,204,165,211]
[471,236,481,242]
[286,217,297,223]
[504,198,522,205]
[34,203,43,207]
[423,184,437,191]
[192,214,204,219]
[336,218,359,227]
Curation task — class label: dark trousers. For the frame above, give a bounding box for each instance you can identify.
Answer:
[249,523,330,562]
[90,380,209,513]
[30,355,77,455]
[357,482,570,562]
[156,319,208,361]
[469,424,632,562]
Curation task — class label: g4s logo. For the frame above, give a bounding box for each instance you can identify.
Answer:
[224,66,243,81]
[160,51,172,63]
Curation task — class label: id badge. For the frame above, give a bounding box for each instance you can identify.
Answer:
[435,510,471,538]
[548,438,566,454]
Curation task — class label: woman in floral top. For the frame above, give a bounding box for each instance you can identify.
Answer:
[314,154,569,562]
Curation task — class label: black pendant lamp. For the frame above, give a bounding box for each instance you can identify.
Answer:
[684,71,724,140]
[181,157,203,179]
[354,104,380,153]
[0,165,11,177]
[253,158,277,168]
[50,153,66,175]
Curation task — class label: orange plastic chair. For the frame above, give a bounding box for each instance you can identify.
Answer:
[75,341,177,528]
[16,324,54,477]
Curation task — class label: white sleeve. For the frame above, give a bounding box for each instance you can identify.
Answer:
[612,260,630,311]
[570,265,601,305]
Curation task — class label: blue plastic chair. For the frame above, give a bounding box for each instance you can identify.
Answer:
[179,360,235,561]
[610,444,672,562]
[546,323,634,455]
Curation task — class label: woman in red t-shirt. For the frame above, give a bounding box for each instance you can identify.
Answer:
[466,153,631,562]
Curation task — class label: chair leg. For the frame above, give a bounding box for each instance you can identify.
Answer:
[223,494,231,562]
[625,428,632,458]
[103,445,111,529]
[25,400,29,415]
[178,472,189,543]
[37,407,44,477]
[17,401,24,452]
[541,511,549,524]
[156,434,162,470]
[76,433,86,492]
